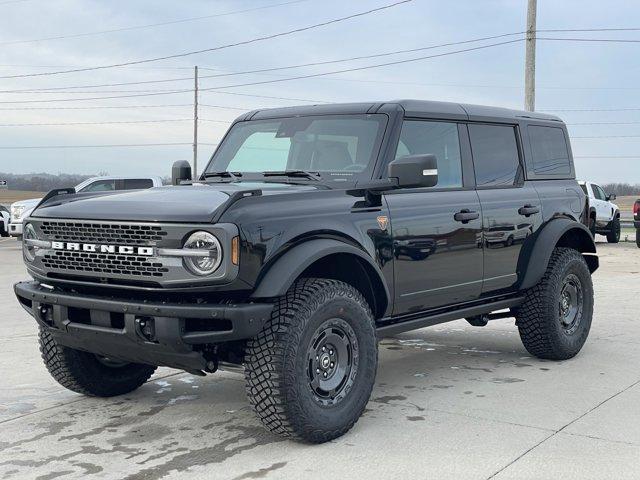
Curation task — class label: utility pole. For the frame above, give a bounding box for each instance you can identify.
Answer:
[193,65,199,179]
[524,0,537,111]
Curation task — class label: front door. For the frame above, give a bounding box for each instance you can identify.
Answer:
[386,119,483,315]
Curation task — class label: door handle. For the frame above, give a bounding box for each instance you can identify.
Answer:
[518,205,540,216]
[454,209,479,223]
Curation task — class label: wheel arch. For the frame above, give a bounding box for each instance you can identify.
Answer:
[251,239,390,318]
[519,218,598,290]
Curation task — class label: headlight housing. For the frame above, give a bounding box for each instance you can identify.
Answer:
[23,223,37,262]
[183,231,222,276]
[11,205,26,221]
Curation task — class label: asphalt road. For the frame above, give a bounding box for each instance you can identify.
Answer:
[1,237,639,480]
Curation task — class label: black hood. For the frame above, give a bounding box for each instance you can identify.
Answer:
[31,182,319,223]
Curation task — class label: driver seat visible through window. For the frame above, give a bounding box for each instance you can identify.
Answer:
[306,140,353,171]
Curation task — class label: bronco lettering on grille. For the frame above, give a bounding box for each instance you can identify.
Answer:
[51,241,154,256]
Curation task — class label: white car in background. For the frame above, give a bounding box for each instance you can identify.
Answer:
[8,176,163,239]
[0,205,10,237]
[579,180,620,243]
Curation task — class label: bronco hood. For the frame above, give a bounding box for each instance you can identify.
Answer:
[30,182,319,223]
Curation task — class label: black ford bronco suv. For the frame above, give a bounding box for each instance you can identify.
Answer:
[14,100,598,443]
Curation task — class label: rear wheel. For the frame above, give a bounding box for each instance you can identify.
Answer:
[606,216,621,243]
[515,248,593,360]
[244,278,378,443]
[39,328,156,396]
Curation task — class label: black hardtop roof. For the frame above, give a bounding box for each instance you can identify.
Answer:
[243,99,563,124]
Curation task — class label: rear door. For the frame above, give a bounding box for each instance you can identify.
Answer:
[469,123,543,293]
[591,183,611,224]
[385,119,483,314]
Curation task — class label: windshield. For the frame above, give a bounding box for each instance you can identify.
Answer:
[205,114,387,182]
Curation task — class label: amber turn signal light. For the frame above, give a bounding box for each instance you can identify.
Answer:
[231,236,240,265]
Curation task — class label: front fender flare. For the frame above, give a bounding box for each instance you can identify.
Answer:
[519,218,597,290]
[251,238,390,304]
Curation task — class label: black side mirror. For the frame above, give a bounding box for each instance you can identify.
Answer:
[607,193,617,201]
[388,154,438,189]
[172,160,192,185]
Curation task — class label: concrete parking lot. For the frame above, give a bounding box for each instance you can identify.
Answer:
[0,236,639,480]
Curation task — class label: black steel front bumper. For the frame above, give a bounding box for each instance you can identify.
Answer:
[14,281,273,372]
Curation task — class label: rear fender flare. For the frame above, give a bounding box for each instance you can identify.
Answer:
[519,218,597,290]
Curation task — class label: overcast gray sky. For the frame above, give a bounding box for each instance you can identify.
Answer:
[0,0,638,183]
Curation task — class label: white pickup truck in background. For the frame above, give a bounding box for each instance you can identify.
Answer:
[579,180,620,243]
[8,176,163,239]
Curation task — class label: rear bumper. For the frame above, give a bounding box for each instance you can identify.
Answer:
[9,222,23,236]
[14,281,273,371]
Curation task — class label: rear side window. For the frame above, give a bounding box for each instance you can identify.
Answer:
[81,180,115,192]
[468,124,521,187]
[122,179,153,190]
[528,126,571,175]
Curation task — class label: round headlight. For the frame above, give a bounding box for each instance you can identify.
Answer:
[23,223,37,262]
[183,231,222,276]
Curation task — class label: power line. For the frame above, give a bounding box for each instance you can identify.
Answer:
[542,107,640,112]
[0,38,523,104]
[0,103,194,111]
[538,37,640,43]
[0,118,197,127]
[0,142,219,149]
[0,1,413,79]
[567,121,640,125]
[0,0,311,46]
[0,31,527,93]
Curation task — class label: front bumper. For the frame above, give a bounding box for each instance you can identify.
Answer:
[9,222,23,237]
[14,281,273,371]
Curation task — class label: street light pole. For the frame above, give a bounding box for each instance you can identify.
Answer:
[524,0,537,111]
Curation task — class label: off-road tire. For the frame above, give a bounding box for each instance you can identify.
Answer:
[39,328,156,396]
[515,248,593,360]
[588,215,596,238]
[606,216,620,243]
[244,278,378,443]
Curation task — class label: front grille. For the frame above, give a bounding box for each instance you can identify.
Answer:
[42,250,169,277]
[40,220,167,245]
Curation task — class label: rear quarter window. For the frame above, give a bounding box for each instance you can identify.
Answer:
[528,126,571,176]
[122,179,154,190]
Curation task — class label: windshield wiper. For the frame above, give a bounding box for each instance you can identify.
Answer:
[202,171,242,182]
[262,170,322,181]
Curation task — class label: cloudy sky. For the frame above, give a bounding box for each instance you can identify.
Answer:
[0,0,638,182]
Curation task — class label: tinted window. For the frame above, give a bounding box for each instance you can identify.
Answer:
[208,115,386,181]
[469,124,521,187]
[122,179,153,190]
[593,184,606,200]
[81,180,115,192]
[395,121,462,189]
[528,126,571,175]
[579,184,588,195]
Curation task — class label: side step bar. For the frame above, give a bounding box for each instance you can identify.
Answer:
[376,296,525,337]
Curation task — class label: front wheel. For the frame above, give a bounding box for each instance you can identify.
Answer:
[606,217,621,243]
[515,248,594,360]
[244,278,378,443]
[39,328,157,396]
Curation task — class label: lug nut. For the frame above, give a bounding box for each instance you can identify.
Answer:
[329,350,333,355]
[323,372,327,378]
[322,346,326,352]
[316,368,320,374]
[330,362,334,368]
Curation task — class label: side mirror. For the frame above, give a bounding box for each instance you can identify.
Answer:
[607,193,616,201]
[388,154,438,189]
[172,160,192,185]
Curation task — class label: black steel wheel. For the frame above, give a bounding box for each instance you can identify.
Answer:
[306,319,359,406]
[516,248,594,360]
[244,278,377,443]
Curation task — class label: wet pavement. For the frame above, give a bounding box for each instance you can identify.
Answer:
[1,237,639,479]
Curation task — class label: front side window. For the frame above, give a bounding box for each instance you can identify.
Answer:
[206,114,387,182]
[469,124,521,187]
[528,126,571,175]
[395,120,463,189]
[81,180,115,192]
[593,184,606,200]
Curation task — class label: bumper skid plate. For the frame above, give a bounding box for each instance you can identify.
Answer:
[14,281,273,371]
